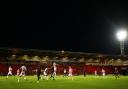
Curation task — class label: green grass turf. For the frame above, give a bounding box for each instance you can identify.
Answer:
[0,75,128,89]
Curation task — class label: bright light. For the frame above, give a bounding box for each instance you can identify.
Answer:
[116,29,127,41]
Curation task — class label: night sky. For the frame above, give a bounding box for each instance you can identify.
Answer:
[1,1,128,55]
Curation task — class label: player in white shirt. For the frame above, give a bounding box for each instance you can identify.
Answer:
[18,65,27,82]
[17,69,20,76]
[101,69,105,78]
[68,66,73,80]
[53,66,57,76]
[42,67,48,80]
[53,62,57,76]
[94,70,97,76]
[7,66,13,79]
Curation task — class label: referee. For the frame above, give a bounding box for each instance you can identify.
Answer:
[37,65,41,83]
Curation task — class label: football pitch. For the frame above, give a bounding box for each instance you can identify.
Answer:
[0,75,128,89]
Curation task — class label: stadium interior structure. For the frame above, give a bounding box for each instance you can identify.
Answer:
[0,48,128,75]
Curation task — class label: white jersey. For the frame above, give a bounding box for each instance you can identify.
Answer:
[21,66,27,71]
[69,68,72,74]
[52,62,57,73]
[64,69,66,73]
[102,69,105,73]
[20,66,27,76]
[52,65,57,76]
[8,67,13,75]
[94,70,97,75]
[9,67,12,72]
[68,68,73,76]
[53,62,56,66]
[44,68,47,72]
[102,69,105,76]
[53,62,57,72]
[44,68,48,76]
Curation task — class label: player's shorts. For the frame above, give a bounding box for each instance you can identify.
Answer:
[8,71,12,75]
[103,73,105,76]
[44,72,47,76]
[114,72,119,75]
[17,73,20,76]
[64,73,67,75]
[68,73,72,76]
[20,71,25,76]
[95,73,97,75]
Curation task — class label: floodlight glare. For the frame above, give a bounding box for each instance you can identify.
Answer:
[116,30,127,41]
[116,29,127,55]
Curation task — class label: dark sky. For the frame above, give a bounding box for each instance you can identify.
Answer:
[1,1,128,55]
